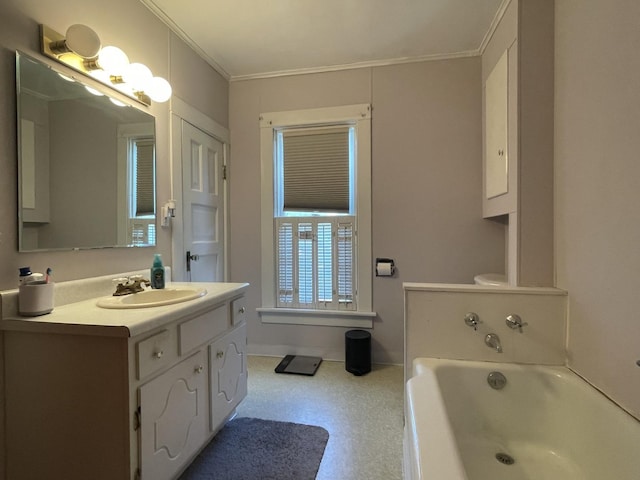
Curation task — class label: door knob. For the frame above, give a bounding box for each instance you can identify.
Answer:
[186,250,200,273]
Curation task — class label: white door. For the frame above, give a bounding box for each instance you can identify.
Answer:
[181,120,225,281]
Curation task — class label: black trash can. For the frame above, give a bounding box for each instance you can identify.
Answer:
[345,329,371,376]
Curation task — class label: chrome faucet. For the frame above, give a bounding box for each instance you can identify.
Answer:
[485,333,503,353]
[505,314,528,333]
[464,312,481,330]
[112,275,150,296]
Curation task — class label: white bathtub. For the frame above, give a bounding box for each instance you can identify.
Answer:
[404,358,640,480]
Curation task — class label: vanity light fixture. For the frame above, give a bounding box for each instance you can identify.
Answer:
[40,24,172,106]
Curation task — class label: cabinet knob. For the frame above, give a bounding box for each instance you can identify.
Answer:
[194,365,204,374]
[216,351,224,359]
[238,307,246,314]
[153,350,164,359]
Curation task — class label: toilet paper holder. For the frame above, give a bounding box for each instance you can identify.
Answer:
[375,258,395,277]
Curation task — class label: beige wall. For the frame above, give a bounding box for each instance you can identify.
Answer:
[555,0,640,418]
[229,59,506,364]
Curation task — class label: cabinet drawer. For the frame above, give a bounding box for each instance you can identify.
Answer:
[231,296,247,325]
[137,329,174,379]
[179,305,228,354]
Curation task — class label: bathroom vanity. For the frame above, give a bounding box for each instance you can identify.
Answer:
[0,276,248,480]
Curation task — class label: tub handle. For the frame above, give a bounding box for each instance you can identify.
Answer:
[506,314,528,333]
[464,312,481,330]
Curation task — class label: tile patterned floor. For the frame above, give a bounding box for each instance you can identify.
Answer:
[236,355,404,480]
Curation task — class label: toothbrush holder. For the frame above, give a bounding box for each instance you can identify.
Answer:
[18,282,55,316]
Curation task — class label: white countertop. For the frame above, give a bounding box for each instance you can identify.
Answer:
[0,282,249,338]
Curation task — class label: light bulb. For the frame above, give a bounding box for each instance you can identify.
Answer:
[97,46,129,75]
[123,63,152,92]
[113,81,134,96]
[88,69,111,83]
[147,77,172,103]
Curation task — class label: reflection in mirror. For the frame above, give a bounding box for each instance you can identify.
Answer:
[17,51,157,251]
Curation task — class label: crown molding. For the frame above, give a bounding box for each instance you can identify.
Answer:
[229,50,480,82]
[142,0,511,83]
[140,0,231,81]
[479,0,513,54]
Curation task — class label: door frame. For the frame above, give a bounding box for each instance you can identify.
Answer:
[170,95,230,281]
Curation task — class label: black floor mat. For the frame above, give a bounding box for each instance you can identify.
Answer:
[274,355,322,376]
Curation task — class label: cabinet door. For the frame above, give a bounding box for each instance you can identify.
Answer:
[485,49,509,200]
[139,350,207,480]
[209,323,247,431]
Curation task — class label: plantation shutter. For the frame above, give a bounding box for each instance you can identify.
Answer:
[337,221,354,305]
[275,217,355,310]
[282,126,350,212]
[135,139,155,216]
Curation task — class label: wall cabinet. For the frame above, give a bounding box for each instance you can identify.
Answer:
[484,49,509,201]
[2,291,247,480]
[483,45,517,219]
[481,0,555,287]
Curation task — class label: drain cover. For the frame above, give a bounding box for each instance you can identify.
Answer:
[495,452,515,465]
[487,371,507,390]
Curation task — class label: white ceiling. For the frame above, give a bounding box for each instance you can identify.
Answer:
[141,0,508,81]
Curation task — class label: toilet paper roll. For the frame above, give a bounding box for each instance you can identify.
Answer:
[376,262,393,276]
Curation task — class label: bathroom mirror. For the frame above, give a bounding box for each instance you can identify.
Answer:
[16,51,157,251]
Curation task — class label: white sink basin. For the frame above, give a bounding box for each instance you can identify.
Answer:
[96,288,207,309]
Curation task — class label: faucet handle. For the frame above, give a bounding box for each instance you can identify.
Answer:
[464,312,481,330]
[505,314,528,333]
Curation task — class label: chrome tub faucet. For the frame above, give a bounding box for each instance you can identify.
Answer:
[485,333,503,353]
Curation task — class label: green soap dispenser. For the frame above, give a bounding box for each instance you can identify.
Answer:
[150,254,165,289]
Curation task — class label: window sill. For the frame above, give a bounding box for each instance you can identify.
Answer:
[257,307,375,328]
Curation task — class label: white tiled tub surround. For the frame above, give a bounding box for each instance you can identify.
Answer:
[405,358,640,480]
[403,283,568,381]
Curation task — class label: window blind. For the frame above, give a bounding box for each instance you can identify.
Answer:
[135,139,155,216]
[282,126,350,212]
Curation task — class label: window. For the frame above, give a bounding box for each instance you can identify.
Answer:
[116,123,156,246]
[258,105,374,328]
[128,137,156,246]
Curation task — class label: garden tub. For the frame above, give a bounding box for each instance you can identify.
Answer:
[404,357,640,480]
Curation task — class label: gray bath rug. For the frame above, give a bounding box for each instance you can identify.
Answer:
[179,417,330,480]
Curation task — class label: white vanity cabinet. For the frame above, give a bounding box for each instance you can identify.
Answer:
[209,323,248,429]
[1,282,248,480]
